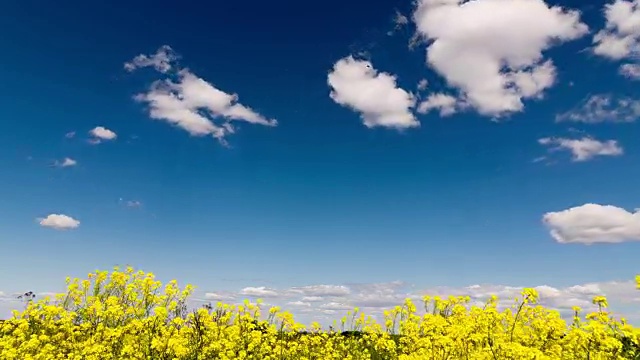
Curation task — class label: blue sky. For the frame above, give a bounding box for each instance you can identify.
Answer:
[1,0,640,325]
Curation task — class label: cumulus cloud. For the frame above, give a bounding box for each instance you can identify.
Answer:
[592,0,640,75]
[412,0,588,117]
[417,79,429,90]
[127,46,277,143]
[89,126,117,143]
[38,214,80,230]
[557,94,640,123]
[538,136,623,161]
[543,203,640,244]
[327,56,418,129]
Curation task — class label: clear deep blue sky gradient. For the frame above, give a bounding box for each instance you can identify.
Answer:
[0,0,639,313]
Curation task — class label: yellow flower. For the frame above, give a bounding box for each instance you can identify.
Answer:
[521,288,539,303]
[592,295,608,308]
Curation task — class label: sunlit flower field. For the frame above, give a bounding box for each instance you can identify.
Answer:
[1,267,639,359]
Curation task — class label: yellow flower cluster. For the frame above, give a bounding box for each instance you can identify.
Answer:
[1,267,639,359]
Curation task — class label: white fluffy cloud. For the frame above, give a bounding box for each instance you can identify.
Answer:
[556,94,640,123]
[38,214,80,230]
[89,126,117,143]
[327,56,418,129]
[127,46,277,143]
[538,136,623,161]
[412,0,588,117]
[543,203,640,243]
[593,0,640,75]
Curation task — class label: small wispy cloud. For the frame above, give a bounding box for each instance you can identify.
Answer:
[124,45,179,74]
[417,93,461,117]
[119,198,143,208]
[126,200,142,208]
[417,79,428,91]
[387,10,409,36]
[65,131,76,139]
[538,136,623,162]
[556,94,640,123]
[620,63,640,80]
[53,158,77,168]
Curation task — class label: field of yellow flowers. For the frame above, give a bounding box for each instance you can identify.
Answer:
[1,267,639,359]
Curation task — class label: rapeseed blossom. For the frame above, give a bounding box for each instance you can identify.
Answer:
[0,267,638,359]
